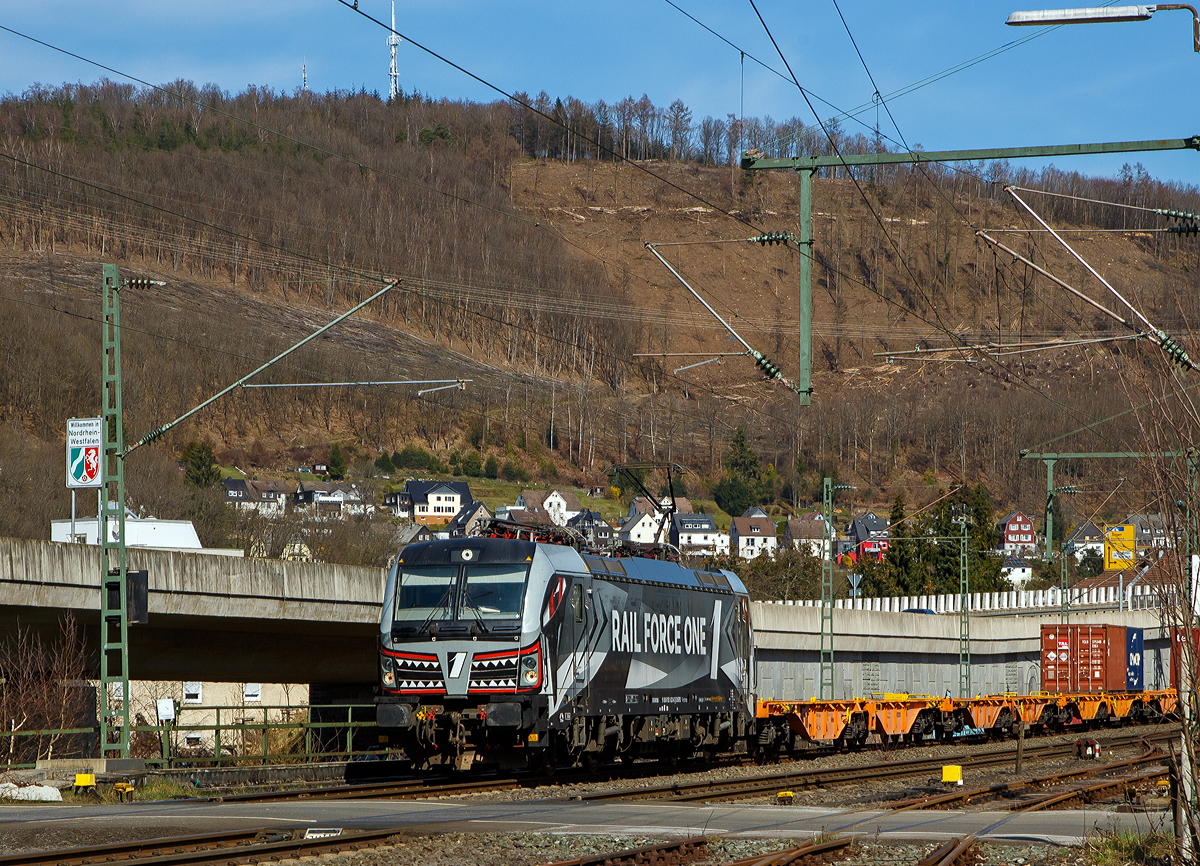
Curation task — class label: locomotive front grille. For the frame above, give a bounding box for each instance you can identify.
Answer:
[391,652,445,692]
[470,652,519,690]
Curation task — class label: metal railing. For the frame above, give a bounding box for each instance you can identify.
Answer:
[0,703,381,770]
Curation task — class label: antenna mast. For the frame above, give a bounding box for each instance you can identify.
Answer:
[387,1,401,101]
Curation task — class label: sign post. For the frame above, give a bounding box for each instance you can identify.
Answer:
[1104,524,1136,572]
[66,417,103,544]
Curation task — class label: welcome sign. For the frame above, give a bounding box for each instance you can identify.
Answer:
[66,417,103,488]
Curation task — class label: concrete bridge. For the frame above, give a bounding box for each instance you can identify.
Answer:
[0,537,384,683]
[0,536,1174,699]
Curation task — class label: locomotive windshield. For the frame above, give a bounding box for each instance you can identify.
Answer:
[461,565,527,619]
[393,565,456,624]
[392,561,530,627]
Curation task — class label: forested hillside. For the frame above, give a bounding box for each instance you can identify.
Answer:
[1,80,1198,549]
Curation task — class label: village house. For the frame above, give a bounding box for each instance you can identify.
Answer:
[783,512,834,558]
[996,510,1037,555]
[567,510,614,548]
[847,512,889,561]
[730,516,777,560]
[516,489,583,527]
[383,480,473,525]
[669,513,729,556]
[1063,519,1104,560]
[446,501,492,537]
[293,481,370,518]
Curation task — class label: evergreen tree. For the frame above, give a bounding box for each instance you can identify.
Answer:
[483,455,499,479]
[328,445,346,480]
[724,427,761,480]
[712,475,755,518]
[181,442,221,489]
[374,453,395,475]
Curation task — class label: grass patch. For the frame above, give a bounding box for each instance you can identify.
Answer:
[1085,829,1173,866]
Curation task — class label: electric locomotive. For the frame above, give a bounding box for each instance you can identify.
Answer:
[376,534,755,771]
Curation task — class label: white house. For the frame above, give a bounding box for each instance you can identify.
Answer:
[731,516,777,560]
[618,511,670,545]
[783,513,834,558]
[295,481,371,518]
[517,489,583,527]
[1001,557,1034,588]
[669,514,729,556]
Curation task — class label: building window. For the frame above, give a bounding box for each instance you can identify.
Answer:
[183,682,203,704]
[243,683,262,703]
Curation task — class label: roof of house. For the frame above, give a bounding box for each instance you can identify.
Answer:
[1073,552,1178,592]
[743,505,770,519]
[403,479,473,505]
[1064,520,1103,544]
[396,523,433,546]
[848,513,888,539]
[222,478,251,496]
[999,510,1030,526]
[567,510,610,528]
[447,500,491,532]
[505,508,552,525]
[671,513,719,532]
[732,516,776,538]
[785,517,827,539]
[631,495,693,517]
[520,489,584,513]
[1002,557,1032,570]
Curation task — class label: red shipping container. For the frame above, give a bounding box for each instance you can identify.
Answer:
[1041,624,1128,693]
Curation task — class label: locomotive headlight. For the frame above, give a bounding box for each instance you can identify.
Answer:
[382,670,396,687]
[521,654,538,684]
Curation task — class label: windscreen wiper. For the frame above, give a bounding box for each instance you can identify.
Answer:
[459,592,491,635]
[416,585,454,636]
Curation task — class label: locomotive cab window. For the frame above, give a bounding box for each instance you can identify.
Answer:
[461,564,528,619]
[393,565,456,623]
[570,583,583,623]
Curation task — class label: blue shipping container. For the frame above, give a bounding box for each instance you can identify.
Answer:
[1126,627,1144,691]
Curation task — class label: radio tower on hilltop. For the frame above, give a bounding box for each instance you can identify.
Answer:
[387,1,401,101]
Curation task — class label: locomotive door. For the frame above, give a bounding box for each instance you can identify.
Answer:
[564,572,593,706]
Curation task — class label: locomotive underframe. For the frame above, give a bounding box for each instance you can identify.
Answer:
[377,694,752,770]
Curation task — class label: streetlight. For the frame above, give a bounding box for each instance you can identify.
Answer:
[1007,5,1200,52]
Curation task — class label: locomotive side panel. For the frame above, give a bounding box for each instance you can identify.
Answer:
[539,573,744,727]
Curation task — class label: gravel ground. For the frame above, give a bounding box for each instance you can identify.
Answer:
[446,722,1175,808]
[246,832,1086,866]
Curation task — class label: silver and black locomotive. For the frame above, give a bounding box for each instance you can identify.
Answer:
[376,534,756,770]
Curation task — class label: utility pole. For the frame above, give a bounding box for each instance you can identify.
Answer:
[741,136,1199,404]
[821,477,834,700]
[958,513,971,699]
[99,264,129,758]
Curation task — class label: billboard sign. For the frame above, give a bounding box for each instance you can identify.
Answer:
[1104,524,1135,571]
[66,417,103,489]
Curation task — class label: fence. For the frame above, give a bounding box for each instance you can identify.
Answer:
[763,583,1176,614]
[0,703,380,770]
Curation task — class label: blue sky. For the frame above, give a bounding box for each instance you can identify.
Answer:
[1,1,1196,185]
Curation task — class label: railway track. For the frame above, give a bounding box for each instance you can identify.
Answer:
[571,729,1177,803]
[540,836,855,866]
[884,745,1167,813]
[917,837,980,866]
[0,827,410,866]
